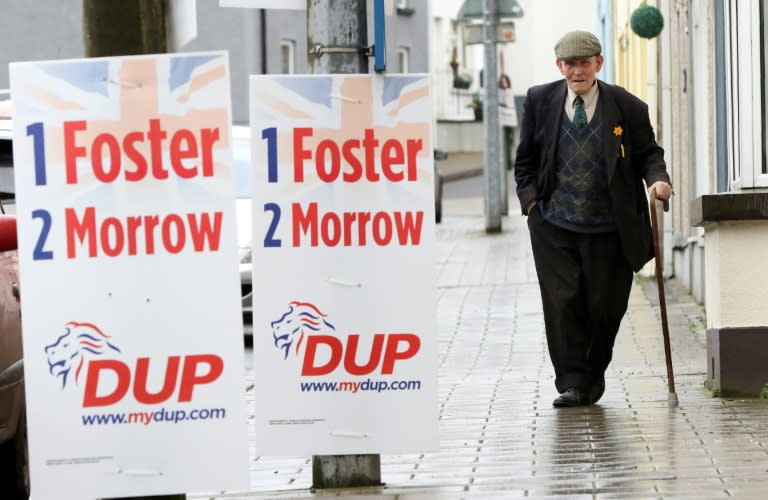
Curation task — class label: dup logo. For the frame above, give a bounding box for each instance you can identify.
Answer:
[271,301,336,359]
[45,321,224,407]
[45,321,122,389]
[270,301,421,377]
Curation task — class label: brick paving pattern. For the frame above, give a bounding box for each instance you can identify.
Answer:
[191,213,768,500]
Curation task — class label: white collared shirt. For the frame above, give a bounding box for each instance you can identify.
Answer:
[564,82,599,124]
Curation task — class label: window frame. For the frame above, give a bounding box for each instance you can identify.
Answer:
[724,0,768,189]
[397,47,409,73]
[280,39,295,75]
[761,0,768,181]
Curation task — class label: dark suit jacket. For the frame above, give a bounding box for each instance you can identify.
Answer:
[514,79,671,272]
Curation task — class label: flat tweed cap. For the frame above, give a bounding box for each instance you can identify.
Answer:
[555,30,602,60]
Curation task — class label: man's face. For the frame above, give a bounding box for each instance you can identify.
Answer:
[556,55,604,95]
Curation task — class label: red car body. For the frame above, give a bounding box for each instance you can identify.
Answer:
[0,214,28,499]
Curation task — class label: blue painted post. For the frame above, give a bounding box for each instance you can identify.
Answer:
[373,0,386,72]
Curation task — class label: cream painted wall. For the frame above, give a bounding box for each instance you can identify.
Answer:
[704,222,768,329]
[690,1,715,199]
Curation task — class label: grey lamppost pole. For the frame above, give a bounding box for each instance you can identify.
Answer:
[482,0,502,233]
[306,0,381,488]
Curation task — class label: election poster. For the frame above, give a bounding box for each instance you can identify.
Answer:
[10,52,249,499]
[250,74,439,455]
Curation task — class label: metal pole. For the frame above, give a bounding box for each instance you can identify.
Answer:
[483,0,502,232]
[306,0,382,488]
[307,0,367,74]
[260,9,267,74]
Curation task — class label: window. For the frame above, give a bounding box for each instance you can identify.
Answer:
[762,0,768,176]
[725,0,741,187]
[280,40,295,74]
[723,0,768,188]
[398,47,409,73]
[396,0,414,16]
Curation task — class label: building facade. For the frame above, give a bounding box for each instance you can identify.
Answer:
[429,0,598,152]
[608,0,768,396]
[0,0,429,124]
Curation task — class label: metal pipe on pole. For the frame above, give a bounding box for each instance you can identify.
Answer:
[306,0,382,488]
[482,0,503,232]
[307,0,368,74]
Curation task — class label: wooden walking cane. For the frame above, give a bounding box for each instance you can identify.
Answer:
[649,190,679,405]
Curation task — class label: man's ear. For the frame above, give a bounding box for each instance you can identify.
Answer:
[555,59,564,74]
[595,55,605,72]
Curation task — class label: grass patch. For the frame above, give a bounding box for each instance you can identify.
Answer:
[760,384,768,399]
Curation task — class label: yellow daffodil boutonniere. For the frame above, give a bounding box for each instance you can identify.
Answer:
[614,126,625,157]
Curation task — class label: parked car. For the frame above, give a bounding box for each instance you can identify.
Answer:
[0,216,25,500]
[0,107,28,499]
[237,197,253,338]
[434,149,446,223]
[232,126,253,338]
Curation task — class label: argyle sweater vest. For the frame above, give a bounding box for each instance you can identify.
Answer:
[541,103,616,233]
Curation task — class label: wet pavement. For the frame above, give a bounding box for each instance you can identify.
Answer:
[191,193,768,499]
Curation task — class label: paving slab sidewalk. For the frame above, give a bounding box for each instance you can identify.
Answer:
[191,212,768,500]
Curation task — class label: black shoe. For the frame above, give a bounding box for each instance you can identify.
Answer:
[589,384,605,404]
[553,387,589,407]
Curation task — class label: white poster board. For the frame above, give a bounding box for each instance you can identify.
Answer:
[218,0,395,15]
[219,0,305,9]
[10,52,249,500]
[250,74,438,455]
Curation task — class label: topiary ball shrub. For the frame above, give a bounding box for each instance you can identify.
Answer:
[630,3,664,39]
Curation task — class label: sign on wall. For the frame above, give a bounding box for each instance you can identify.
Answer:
[10,52,249,499]
[462,22,516,45]
[250,74,439,455]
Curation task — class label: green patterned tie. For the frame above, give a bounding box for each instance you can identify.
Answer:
[573,95,587,127]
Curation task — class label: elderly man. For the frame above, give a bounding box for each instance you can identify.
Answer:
[514,30,673,407]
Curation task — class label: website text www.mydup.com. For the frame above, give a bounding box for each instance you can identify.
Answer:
[81,406,226,426]
[300,378,422,393]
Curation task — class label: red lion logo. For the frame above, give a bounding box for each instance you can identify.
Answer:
[271,301,335,359]
[44,322,121,388]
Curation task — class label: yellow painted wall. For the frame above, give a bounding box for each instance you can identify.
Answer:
[612,0,659,130]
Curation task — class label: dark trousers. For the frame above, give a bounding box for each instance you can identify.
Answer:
[527,207,633,393]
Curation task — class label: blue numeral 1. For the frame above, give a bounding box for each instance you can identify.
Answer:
[262,127,278,183]
[26,122,47,186]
